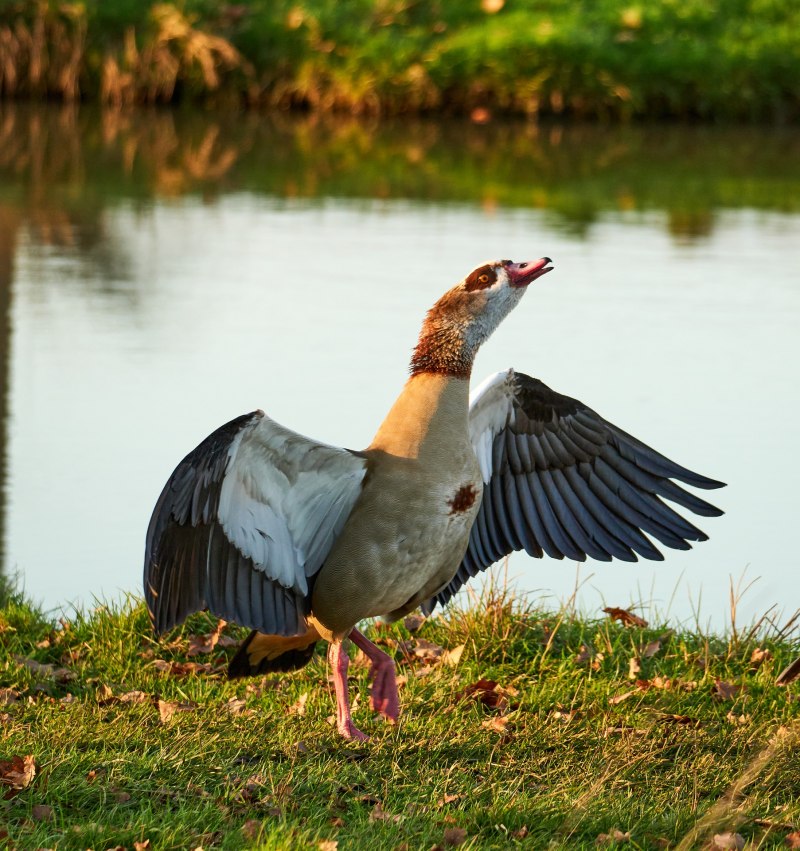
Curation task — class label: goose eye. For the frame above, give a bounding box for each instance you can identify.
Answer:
[465,265,498,291]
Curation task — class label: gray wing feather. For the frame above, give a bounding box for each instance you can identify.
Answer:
[423,369,725,614]
[144,411,367,636]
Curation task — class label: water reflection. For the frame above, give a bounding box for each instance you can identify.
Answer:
[1,104,799,623]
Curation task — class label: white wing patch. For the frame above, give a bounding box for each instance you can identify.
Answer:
[468,369,516,483]
[218,416,367,596]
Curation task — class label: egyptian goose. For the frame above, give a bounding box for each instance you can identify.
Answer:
[144,258,724,740]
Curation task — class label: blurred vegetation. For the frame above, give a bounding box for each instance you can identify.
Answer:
[0,0,799,120]
[0,104,799,253]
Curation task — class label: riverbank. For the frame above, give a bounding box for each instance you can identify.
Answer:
[0,1,798,120]
[1,581,799,849]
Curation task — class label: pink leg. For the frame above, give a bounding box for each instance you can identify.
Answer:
[349,628,400,724]
[327,640,368,741]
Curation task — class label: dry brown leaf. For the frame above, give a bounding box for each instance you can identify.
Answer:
[481,716,512,734]
[119,690,149,704]
[596,828,631,844]
[750,647,773,667]
[443,827,467,846]
[442,645,465,667]
[713,679,744,701]
[726,711,750,726]
[369,803,402,823]
[241,819,263,842]
[187,619,228,656]
[0,688,20,705]
[603,607,648,628]
[59,693,78,705]
[403,614,425,632]
[461,679,518,712]
[784,831,800,849]
[712,833,744,850]
[318,841,338,851]
[157,699,197,723]
[0,754,36,790]
[224,697,248,715]
[437,793,461,807]
[400,638,445,661]
[288,692,308,716]
[134,841,152,851]
[609,689,639,706]
[628,656,641,678]
[31,803,54,821]
[642,640,662,658]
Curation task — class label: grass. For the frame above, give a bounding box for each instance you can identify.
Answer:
[0,0,799,119]
[1,575,799,850]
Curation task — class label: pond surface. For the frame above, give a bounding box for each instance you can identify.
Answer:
[1,105,799,631]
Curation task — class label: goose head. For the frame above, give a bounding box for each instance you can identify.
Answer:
[410,257,553,378]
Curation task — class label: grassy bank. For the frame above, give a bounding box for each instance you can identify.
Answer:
[0,1,799,120]
[1,580,799,850]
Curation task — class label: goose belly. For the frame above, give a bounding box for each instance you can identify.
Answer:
[311,460,482,639]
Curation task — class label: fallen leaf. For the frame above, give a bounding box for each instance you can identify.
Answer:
[157,699,197,723]
[224,697,248,715]
[712,833,744,850]
[0,688,20,705]
[119,690,149,704]
[628,657,641,678]
[442,645,465,667]
[187,619,228,656]
[609,689,638,706]
[713,679,744,701]
[481,715,512,734]
[443,826,467,846]
[437,793,461,808]
[318,841,338,851]
[31,803,54,821]
[784,831,800,849]
[115,791,132,803]
[750,647,773,667]
[726,711,750,726]
[596,828,631,844]
[59,693,78,704]
[134,841,152,851]
[369,803,402,823]
[513,826,529,839]
[603,607,648,628]
[403,614,425,632]
[329,816,345,827]
[96,683,115,704]
[0,754,36,790]
[642,640,662,658]
[289,692,308,716]
[776,656,800,686]
[241,820,263,842]
[86,769,98,783]
[461,679,518,712]
[399,638,445,661]
[152,659,214,677]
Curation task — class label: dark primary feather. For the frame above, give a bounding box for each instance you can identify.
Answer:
[144,411,306,636]
[423,371,725,613]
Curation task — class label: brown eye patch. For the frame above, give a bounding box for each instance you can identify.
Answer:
[464,265,498,291]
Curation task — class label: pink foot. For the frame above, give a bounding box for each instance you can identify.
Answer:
[349,628,400,724]
[327,641,368,741]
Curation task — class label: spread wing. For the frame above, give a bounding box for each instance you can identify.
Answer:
[423,369,725,614]
[144,410,368,635]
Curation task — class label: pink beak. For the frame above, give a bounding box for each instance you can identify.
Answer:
[505,257,553,287]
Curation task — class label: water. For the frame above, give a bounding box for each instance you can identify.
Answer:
[1,105,799,631]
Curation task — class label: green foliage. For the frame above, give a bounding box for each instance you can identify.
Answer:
[1,583,799,849]
[1,0,799,117]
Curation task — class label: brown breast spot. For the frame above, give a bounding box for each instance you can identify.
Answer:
[448,483,478,514]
